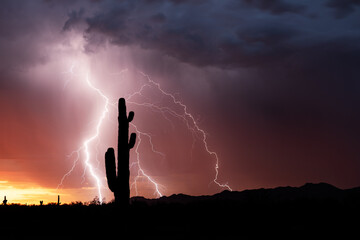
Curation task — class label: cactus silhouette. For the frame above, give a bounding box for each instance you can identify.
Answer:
[105,98,136,206]
[57,195,61,206]
[40,200,43,206]
[3,196,7,205]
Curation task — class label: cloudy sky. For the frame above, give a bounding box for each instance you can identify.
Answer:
[0,0,359,203]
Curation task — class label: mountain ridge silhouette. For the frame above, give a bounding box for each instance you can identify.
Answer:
[131,182,359,205]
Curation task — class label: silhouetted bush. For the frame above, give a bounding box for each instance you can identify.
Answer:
[88,196,102,205]
[70,201,84,206]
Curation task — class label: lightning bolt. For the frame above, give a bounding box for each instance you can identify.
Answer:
[58,63,231,203]
[131,123,164,197]
[127,72,232,192]
[57,65,108,204]
[81,72,109,203]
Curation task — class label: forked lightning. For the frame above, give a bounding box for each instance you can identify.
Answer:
[57,63,231,203]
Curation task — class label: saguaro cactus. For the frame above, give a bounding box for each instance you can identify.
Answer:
[3,196,7,205]
[105,98,136,206]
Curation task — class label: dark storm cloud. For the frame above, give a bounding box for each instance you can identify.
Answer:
[62,0,360,70]
[236,26,298,46]
[326,0,360,18]
[61,0,360,135]
[63,8,85,31]
[240,0,307,15]
[150,13,166,23]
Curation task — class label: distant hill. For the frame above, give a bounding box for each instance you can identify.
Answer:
[127,183,360,238]
[131,182,360,205]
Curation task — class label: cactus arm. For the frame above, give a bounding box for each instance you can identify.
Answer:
[105,148,117,193]
[129,133,136,149]
[128,111,134,122]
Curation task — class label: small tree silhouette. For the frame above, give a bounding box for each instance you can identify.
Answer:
[89,196,102,205]
[105,98,136,206]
